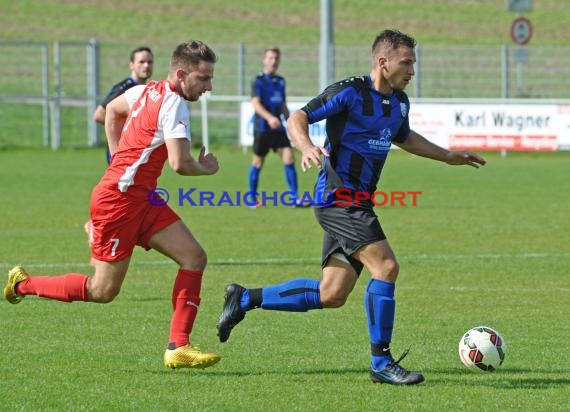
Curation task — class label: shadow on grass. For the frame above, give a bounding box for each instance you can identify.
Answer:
[210,259,317,266]
[126,296,166,302]
[149,367,366,378]
[427,376,570,389]
[141,365,570,390]
[423,367,570,389]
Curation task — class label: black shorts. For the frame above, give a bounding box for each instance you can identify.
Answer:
[253,130,291,157]
[314,204,386,275]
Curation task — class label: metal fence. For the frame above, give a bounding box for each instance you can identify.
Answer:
[1,40,569,149]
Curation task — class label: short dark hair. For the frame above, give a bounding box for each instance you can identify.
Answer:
[170,40,217,71]
[130,46,153,62]
[264,46,281,56]
[372,30,416,55]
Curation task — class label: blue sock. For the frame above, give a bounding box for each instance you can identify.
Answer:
[284,164,298,200]
[240,289,251,312]
[241,279,322,312]
[365,279,396,371]
[248,165,261,202]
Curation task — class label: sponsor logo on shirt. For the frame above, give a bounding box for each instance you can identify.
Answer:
[368,128,392,151]
[270,91,283,103]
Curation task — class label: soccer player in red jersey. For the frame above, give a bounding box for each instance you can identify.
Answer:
[5,41,221,370]
[84,46,155,244]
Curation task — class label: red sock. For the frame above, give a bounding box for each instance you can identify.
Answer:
[169,269,203,348]
[16,273,88,303]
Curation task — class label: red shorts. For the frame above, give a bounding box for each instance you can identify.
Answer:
[89,184,180,262]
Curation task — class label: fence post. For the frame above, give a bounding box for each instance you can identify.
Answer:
[201,91,210,152]
[414,45,421,98]
[319,0,334,91]
[50,41,62,150]
[87,38,100,146]
[41,43,50,148]
[502,44,509,98]
[238,43,245,96]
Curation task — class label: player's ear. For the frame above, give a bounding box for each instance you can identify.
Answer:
[176,68,187,81]
[378,56,387,71]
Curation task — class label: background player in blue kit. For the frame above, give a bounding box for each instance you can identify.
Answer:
[248,47,305,207]
[218,30,486,385]
[93,46,154,163]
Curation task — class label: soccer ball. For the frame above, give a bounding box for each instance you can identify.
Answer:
[458,326,506,372]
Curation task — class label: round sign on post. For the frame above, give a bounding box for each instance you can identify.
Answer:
[511,16,533,45]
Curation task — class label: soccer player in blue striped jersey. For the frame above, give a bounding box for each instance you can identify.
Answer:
[247,47,305,207]
[218,30,486,385]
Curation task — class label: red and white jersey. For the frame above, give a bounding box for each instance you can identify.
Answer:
[99,80,190,194]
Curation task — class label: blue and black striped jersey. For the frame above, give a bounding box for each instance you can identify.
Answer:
[100,77,139,108]
[251,73,287,133]
[302,75,410,201]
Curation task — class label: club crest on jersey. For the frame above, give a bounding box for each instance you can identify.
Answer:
[400,102,407,118]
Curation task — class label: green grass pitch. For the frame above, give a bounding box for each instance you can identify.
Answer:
[2,1,570,409]
[1,147,569,411]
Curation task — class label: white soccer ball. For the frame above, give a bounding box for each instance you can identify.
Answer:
[458,326,506,372]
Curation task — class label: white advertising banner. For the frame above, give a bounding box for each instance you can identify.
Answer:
[409,103,570,151]
[239,101,570,151]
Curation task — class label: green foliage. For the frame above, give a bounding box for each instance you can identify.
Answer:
[1,148,569,411]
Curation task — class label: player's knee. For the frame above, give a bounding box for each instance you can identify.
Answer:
[181,246,207,271]
[320,287,349,308]
[382,259,400,281]
[195,248,208,270]
[86,281,121,303]
[283,152,295,164]
[93,293,118,303]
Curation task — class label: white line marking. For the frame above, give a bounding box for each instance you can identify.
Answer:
[1,252,568,270]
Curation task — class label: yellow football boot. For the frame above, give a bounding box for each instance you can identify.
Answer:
[164,344,220,370]
[4,266,29,304]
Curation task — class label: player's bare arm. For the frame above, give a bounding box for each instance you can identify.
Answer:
[165,139,219,176]
[104,95,130,155]
[395,130,486,168]
[252,96,281,129]
[287,110,329,172]
[93,105,106,124]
